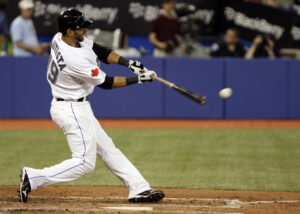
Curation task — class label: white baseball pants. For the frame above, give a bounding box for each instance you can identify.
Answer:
[25,99,150,198]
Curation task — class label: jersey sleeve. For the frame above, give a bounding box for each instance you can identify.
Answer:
[69,61,106,86]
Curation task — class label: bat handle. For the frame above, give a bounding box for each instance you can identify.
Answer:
[151,75,174,88]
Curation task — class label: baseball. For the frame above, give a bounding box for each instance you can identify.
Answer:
[219,88,232,99]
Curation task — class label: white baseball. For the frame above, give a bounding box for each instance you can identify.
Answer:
[219,88,232,99]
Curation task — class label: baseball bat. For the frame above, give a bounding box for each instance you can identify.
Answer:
[152,75,206,105]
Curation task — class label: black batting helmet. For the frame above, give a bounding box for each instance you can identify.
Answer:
[57,8,93,35]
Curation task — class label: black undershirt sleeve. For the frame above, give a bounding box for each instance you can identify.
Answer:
[118,56,130,67]
[92,42,113,64]
[126,77,138,85]
[98,76,114,89]
[97,76,138,90]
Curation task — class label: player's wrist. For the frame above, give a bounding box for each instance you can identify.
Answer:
[118,56,130,67]
[126,76,139,85]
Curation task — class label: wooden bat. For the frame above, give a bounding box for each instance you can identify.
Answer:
[152,75,206,105]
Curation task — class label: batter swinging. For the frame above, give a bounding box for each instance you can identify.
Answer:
[18,8,164,203]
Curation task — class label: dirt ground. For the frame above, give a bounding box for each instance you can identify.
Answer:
[0,119,300,213]
[1,119,300,130]
[0,186,299,214]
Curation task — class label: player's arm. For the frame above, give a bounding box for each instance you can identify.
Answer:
[97,76,138,89]
[97,70,156,90]
[92,42,145,75]
[97,73,155,90]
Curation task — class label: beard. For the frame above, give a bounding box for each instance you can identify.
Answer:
[74,32,84,42]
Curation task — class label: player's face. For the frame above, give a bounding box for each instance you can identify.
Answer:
[74,28,88,42]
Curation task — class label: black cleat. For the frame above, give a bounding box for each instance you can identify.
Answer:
[18,168,31,203]
[129,189,165,203]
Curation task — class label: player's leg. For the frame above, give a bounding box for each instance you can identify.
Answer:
[92,116,164,202]
[19,101,97,202]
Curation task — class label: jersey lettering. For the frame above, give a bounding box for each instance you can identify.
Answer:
[48,59,60,84]
[51,41,66,71]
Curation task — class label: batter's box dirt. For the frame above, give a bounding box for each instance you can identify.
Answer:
[0,186,299,213]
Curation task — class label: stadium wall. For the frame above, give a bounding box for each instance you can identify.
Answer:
[0,57,299,119]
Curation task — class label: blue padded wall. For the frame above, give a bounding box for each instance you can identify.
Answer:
[0,57,14,118]
[288,60,300,119]
[164,58,224,119]
[13,57,52,118]
[226,59,289,119]
[1,57,299,119]
[89,57,164,118]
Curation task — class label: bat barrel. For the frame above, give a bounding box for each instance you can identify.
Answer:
[151,74,206,106]
[173,85,206,105]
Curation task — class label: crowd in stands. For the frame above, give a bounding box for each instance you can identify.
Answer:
[149,0,282,59]
[0,0,8,55]
[209,29,281,59]
[245,0,300,15]
[0,0,294,59]
[0,0,48,56]
[10,0,49,56]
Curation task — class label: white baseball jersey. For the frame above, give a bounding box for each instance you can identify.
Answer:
[47,33,106,100]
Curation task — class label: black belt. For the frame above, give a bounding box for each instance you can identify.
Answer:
[56,97,87,102]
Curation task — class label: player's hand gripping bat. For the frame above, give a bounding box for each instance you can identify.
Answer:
[151,75,206,105]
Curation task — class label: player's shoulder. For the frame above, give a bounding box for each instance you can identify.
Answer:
[79,36,94,48]
[52,33,75,53]
[50,33,65,52]
[50,33,95,67]
[50,33,62,46]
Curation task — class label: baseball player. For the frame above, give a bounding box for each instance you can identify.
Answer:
[18,9,164,203]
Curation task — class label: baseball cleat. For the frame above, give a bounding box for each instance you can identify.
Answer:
[18,168,31,203]
[129,189,165,203]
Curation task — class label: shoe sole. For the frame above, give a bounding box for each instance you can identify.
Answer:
[129,191,165,203]
[18,168,28,203]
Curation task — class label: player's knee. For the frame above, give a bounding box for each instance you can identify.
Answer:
[83,158,96,173]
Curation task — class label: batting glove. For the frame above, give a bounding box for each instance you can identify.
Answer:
[129,60,145,75]
[138,70,157,84]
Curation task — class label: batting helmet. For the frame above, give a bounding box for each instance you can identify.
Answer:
[57,8,93,35]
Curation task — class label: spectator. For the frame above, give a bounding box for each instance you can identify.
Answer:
[0,0,8,55]
[245,34,281,59]
[245,0,294,7]
[210,28,247,58]
[291,0,300,15]
[244,0,275,5]
[275,0,294,5]
[10,0,48,56]
[149,0,184,57]
[244,0,262,3]
[264,0,277,7]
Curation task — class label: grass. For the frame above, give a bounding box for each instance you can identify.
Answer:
[0,129,299,192]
